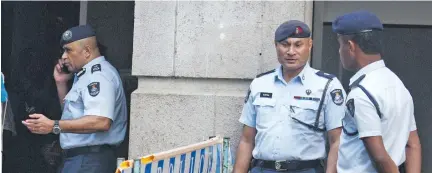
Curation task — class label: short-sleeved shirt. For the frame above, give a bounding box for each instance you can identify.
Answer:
[337,60,417,173]
[239,64,346,161]
[60,56,128,149]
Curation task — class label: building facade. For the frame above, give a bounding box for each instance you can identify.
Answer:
[1,1,431,172]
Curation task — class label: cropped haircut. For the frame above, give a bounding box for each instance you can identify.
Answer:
[342,30,383,55]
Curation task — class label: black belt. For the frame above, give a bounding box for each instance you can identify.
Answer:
[251,159,321,171]
[398,162,406,173]
[63,144,115,158]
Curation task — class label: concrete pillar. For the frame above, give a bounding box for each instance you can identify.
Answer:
[129,1,313,159]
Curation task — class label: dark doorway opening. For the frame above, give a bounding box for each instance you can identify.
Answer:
[2,2,81,173]
[2,1,137,172]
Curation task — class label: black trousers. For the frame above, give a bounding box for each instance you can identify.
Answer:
[398,162,406,173]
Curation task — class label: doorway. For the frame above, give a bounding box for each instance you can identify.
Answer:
[2,2,80,172]
[312,1,432,172]
[2,1,137,172]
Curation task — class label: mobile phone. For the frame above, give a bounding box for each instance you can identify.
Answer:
[61,63,70,74]
[24,102,38,120]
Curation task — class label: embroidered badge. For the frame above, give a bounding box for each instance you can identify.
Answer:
[295,26,303,35]
[260,92,272,98]
[330,89,344,105]
[346,99,355,117]
[87,82,100,97]
[62,30,72,41]
[91,64,101,73]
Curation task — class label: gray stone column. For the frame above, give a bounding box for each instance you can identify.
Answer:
[129,1,313,159]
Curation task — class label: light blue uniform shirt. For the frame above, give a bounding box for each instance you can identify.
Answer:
[239,64,346,161]
[60,56,127,149]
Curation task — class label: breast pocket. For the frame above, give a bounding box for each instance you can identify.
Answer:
[63,91,84,118]
[291,102,324,131]
[253,98,277,128]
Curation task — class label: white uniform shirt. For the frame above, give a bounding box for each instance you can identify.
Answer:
[337,60,417,173]
[60,56,128,149]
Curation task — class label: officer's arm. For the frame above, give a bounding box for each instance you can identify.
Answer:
[234,125,256,173]
[233,88,257,173]
[58,115,111,133]
[363,137,398,173]
[323,79,345,173]
[405,130,421,173]
[60,76,115,133]
[405,102,421,173]
[326,130,341,173]
[353,91,398,173]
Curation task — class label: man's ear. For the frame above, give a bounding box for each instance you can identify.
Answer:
[308,38,313,51]
[84,45,91,58]
[348,40,356,55]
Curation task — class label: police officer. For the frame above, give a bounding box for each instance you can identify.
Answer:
[333,11,422,173]
[22,25,128,173]
[233,20,346,173]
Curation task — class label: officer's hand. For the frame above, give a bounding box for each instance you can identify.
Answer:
[22,114,55,135]
[54,59,73,83]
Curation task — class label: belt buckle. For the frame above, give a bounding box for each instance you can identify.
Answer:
[275,160,287,171]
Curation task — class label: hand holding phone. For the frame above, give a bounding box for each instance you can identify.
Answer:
[54,59,73,83]
[61,63,70,74]
[24,102,38,119]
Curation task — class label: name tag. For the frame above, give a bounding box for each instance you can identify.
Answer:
[260,92,273,98]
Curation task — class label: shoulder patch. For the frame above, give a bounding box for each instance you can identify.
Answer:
[91,64,101,73]
[316,71,335,80]
[346,99,355,117]
[87,82,100,97]
[256,69,275,78]
[330,89,344,105]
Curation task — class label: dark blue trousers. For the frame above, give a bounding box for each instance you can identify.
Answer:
[58,148,116,173]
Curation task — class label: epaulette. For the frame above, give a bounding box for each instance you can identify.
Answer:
[349,74,366,89]
[316,71,336,80]
[77,68,86,78]
[256,69,275,78]
[91,64,101,73]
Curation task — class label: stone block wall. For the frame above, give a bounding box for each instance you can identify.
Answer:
[129,1,313,159]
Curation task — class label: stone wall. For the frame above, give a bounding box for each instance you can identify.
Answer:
[129,1,313,159]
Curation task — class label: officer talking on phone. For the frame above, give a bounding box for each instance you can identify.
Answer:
[22,25,128,173]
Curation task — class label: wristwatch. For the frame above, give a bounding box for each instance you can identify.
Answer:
[52,120,61,134]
